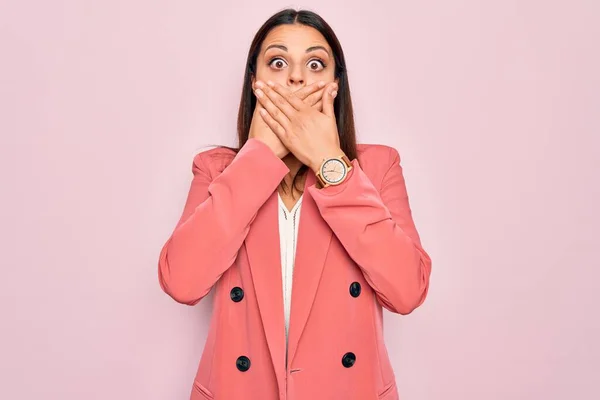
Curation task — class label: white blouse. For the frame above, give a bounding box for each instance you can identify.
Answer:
[277,192,303,354]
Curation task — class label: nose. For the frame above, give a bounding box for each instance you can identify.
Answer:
[287,66,305,87]
[288,76,304,85]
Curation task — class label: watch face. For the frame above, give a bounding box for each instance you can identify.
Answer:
[321,158,347,184]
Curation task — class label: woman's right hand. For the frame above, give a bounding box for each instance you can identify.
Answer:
[249,101,290,159]
[249,81,327,159]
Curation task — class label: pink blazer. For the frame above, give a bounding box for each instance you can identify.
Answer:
[158,138,432,400]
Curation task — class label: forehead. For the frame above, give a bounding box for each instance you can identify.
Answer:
[261,24,331,53]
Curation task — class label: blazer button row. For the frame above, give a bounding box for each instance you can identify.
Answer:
[233,283,360,303]
[235,352,357,372]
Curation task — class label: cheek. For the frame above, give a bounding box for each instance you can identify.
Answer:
[323,69,336,81]
[307,69,336,85]
[254,65,278,82]
[254,69,287,87]
[307,77,335,87]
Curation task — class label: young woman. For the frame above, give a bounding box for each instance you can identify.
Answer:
[158,8,432,400]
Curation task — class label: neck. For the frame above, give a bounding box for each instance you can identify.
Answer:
[280,153,307,193]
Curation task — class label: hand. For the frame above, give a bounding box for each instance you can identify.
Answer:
[253,80,342,172]
[249,81,327,159]
[292,81,328,112]
[249,102,289,159]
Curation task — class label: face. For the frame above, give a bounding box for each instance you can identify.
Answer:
[252,24,338,92]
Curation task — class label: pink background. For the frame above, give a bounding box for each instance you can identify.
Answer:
[2,1,598,399]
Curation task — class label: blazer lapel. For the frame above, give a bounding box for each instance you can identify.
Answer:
[245,169,333,386]
[286,170,333,368]
[245,190,286,394]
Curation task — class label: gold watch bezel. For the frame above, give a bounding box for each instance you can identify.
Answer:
[315,154,353,188]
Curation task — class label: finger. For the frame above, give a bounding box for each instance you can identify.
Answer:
[258,108,287,141]
[312,100,323,112]
[304,87,325,106]
[294,81,326,101]
[263,81,306,112]
[254,85,292,129]
[323,83,337,118]
[254,101,266,116]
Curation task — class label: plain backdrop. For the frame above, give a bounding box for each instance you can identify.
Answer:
[1,1,598,399]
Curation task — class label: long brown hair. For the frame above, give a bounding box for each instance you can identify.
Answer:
[210,8,357,195]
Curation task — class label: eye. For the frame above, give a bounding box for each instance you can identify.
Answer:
[308,58,326,72]
[268,57,288,70]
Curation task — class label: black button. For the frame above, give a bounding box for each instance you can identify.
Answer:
[230,286,244,302]
[349,282,361,297]
[236,355,251,371]
[342,352,356,368]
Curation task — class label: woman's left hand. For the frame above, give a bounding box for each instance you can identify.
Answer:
[253,80,343,173]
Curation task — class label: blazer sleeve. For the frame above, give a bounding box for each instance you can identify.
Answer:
[307,146,432,314]
[158,138,290,305]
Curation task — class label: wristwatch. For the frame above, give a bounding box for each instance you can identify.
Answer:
[315,154,353,188]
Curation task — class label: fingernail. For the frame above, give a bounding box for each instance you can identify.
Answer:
[255,89,264,98]
[318,81,326,88]
[255,81,264,89]
[267,80,275,87]
[331,90,337,97]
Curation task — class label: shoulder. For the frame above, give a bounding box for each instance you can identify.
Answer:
[355,143,402,189]
[356,142,401,174]
[191,145,237,178]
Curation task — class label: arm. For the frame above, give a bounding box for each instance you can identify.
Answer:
[307,147,432,314]
[158,138,290,305]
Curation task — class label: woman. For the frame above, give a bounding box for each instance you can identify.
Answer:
[158,8,432,400]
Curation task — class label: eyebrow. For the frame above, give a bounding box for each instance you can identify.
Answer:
[264,44,330,56]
